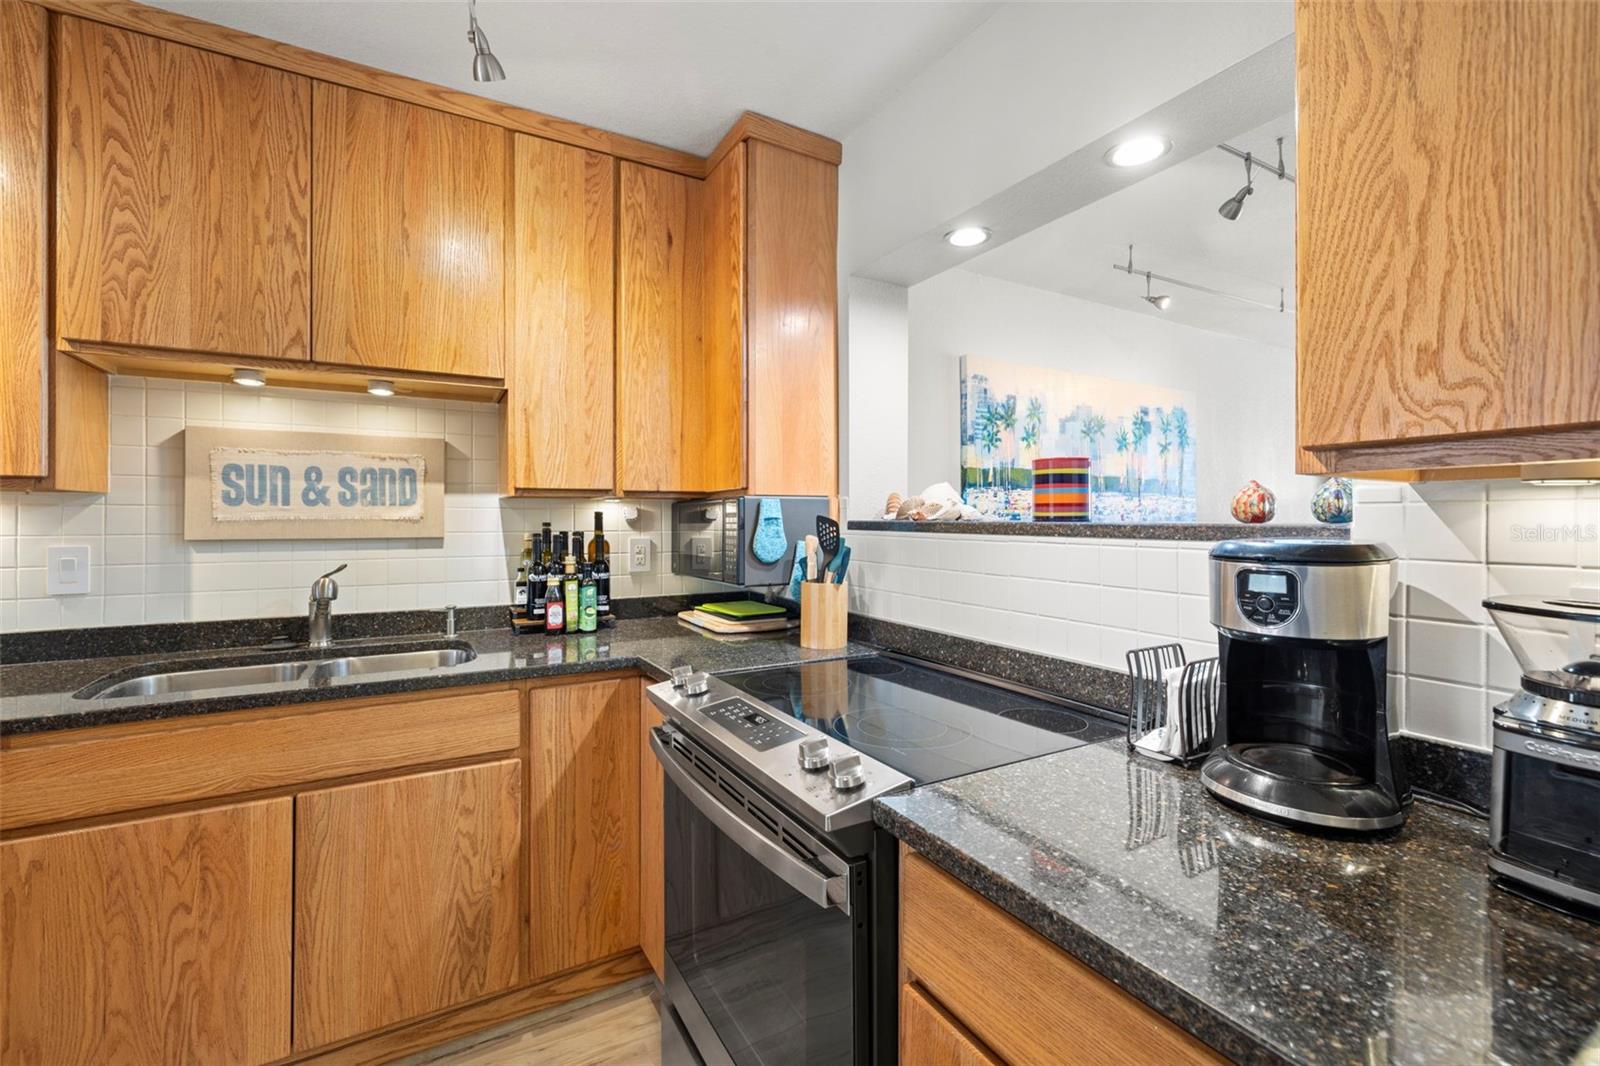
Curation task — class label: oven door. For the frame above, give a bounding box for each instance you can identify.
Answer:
[652,725,870,1066]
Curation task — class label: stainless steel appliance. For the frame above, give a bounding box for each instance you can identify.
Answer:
[646,656,1120,1065]
[671,496,830,586]
[1203,539,1410,832]
[1485,593,1600,914]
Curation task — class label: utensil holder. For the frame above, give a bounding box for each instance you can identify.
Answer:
[800,581,848,650]
[1126,643,1220,766]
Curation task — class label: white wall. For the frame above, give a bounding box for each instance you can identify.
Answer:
[844,277,910,521]
[905,269,1315,523]
[0,376,717,633]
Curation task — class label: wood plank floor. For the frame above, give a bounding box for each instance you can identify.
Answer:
[400,978,695,1066]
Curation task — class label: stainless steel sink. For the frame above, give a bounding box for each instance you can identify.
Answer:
[76,643,478,700]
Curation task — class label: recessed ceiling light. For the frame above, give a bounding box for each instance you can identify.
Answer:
[367,379,396,397]
[1105,136,1172,168]
[944,226,991,248]
[231,368,265,388]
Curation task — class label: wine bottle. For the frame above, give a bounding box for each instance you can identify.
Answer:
[589,510,607,562]
[512,533,532,618]
[530,532,547,626]
[593,533,611,620]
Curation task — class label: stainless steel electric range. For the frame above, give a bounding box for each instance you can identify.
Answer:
[645,654,1121,1066]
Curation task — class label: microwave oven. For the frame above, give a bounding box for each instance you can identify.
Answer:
[670,496,830,587]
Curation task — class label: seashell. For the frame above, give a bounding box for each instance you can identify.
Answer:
[884,492,903,518]
[896,496,924,520]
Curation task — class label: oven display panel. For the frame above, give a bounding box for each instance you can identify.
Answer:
[1236,568,1300,626]
[701,697,802,751]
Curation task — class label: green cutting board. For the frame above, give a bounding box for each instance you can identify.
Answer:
[696,600,788,620]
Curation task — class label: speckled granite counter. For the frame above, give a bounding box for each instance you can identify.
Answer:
[0,616,875,736]
[850,520,1350,541]
[875,740,1600,1066]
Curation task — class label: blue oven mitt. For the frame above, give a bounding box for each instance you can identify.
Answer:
[785,540,806,599]
[752,497,787,564]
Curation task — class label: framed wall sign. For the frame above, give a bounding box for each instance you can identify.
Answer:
[183,428,447,541]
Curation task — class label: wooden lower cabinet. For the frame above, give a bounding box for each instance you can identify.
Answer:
[900,848,1225,1066]
[529,677,641,981]
[0,799,293,1066]
[293,759,524,1051]
[639,685,667,980]
[901,982,1001,1066]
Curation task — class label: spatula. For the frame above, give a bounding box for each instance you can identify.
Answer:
[815,516,840,579]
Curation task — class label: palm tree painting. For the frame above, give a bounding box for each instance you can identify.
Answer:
[959,356,1196,522]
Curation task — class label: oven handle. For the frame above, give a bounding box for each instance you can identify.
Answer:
[650,729,850,915]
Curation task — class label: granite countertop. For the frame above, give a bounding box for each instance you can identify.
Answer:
[875,741,1600,1066]
[0,616,876,736]
[849,519,1350,542]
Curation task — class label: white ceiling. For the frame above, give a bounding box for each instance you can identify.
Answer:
[963,112,1297,349]
[145,0,998,155]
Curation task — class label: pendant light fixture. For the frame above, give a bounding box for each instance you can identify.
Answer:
[1143,271,1171,311]
[1114,245,1286,313]
[467,0,505,82]
[1218,153,1254,221]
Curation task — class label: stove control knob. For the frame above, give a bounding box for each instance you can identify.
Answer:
[829,754,867,792]
[798,737,831,771]
[669,665,693,689]
[683,672,710,697]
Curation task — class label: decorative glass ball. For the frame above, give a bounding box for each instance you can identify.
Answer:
[1231,480,1276,524]
[1310,477,1355,525]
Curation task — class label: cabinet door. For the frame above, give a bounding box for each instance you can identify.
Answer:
[502,135,615,494]
[313,84,505,378]
[293,760,523,1050]
[746,140,838,496]
[55,17,311,360]
[0,3,47,478]
[529,677,640,980]
[901,983,1003,1066]
[616,161,704,494]
[0,799,293,1066]
[639,686,666,981]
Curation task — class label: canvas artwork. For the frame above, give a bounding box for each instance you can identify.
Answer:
[959,356,1197,522]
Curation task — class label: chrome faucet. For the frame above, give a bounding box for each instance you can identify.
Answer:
[307,564,347,648]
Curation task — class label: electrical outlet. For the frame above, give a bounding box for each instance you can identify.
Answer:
[629,537,652,573]
[47,545,91,595]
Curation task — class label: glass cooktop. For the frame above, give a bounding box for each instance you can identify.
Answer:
[719,656,1121,786]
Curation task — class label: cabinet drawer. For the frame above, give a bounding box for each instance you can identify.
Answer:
[900,849,1224,1066]
[0,687,520,831]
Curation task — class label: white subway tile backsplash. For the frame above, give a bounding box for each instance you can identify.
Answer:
[1406,619,1484,686]
[1404,560,1487,624]
[1406,677,1488,749]
[1100,546,1138,588]
[1487,496,1581,565]
[1404,500,1485,562]
[1135,547,1178,592]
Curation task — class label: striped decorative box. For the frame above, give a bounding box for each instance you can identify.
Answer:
[1032,456,1090,522]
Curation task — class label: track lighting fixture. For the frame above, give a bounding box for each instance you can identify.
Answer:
[1218,154,1254,221]
[1143,272,1171,311]
[467,0,505,82]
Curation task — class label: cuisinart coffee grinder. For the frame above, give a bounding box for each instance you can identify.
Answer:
[1203,539,1410,832]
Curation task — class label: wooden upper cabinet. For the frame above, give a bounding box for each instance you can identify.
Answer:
[1296,0,1600,473]
[55,17,311,360]
[0,799,293,1066]
[616,161,706,494]
[0,4,48,479]
[502,135,615,495]
[529,676,640,981]
[699,143,749,495]
[745,140,838,497]
[293,759,523,1050]
[313,83,506,379]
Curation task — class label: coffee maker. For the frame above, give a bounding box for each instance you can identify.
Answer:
[1202,539,1409,832]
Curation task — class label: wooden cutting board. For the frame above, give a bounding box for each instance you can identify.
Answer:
[677,610,797,635]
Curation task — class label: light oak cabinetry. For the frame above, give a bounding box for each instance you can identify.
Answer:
[1296,0,1600,478]
[529,676,641,980]
[638,686,667,980]
[0,3,49,480]
[745,140,839,497]
[0,799,293,1066]
[294,760,524,1049]
[313,83,506,380]
[55,16,312,360]
[900,848,1224,1065]
[502,135,616,495]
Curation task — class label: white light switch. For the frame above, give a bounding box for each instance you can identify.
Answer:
[47,545,91,595]
[629,537,652,573]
